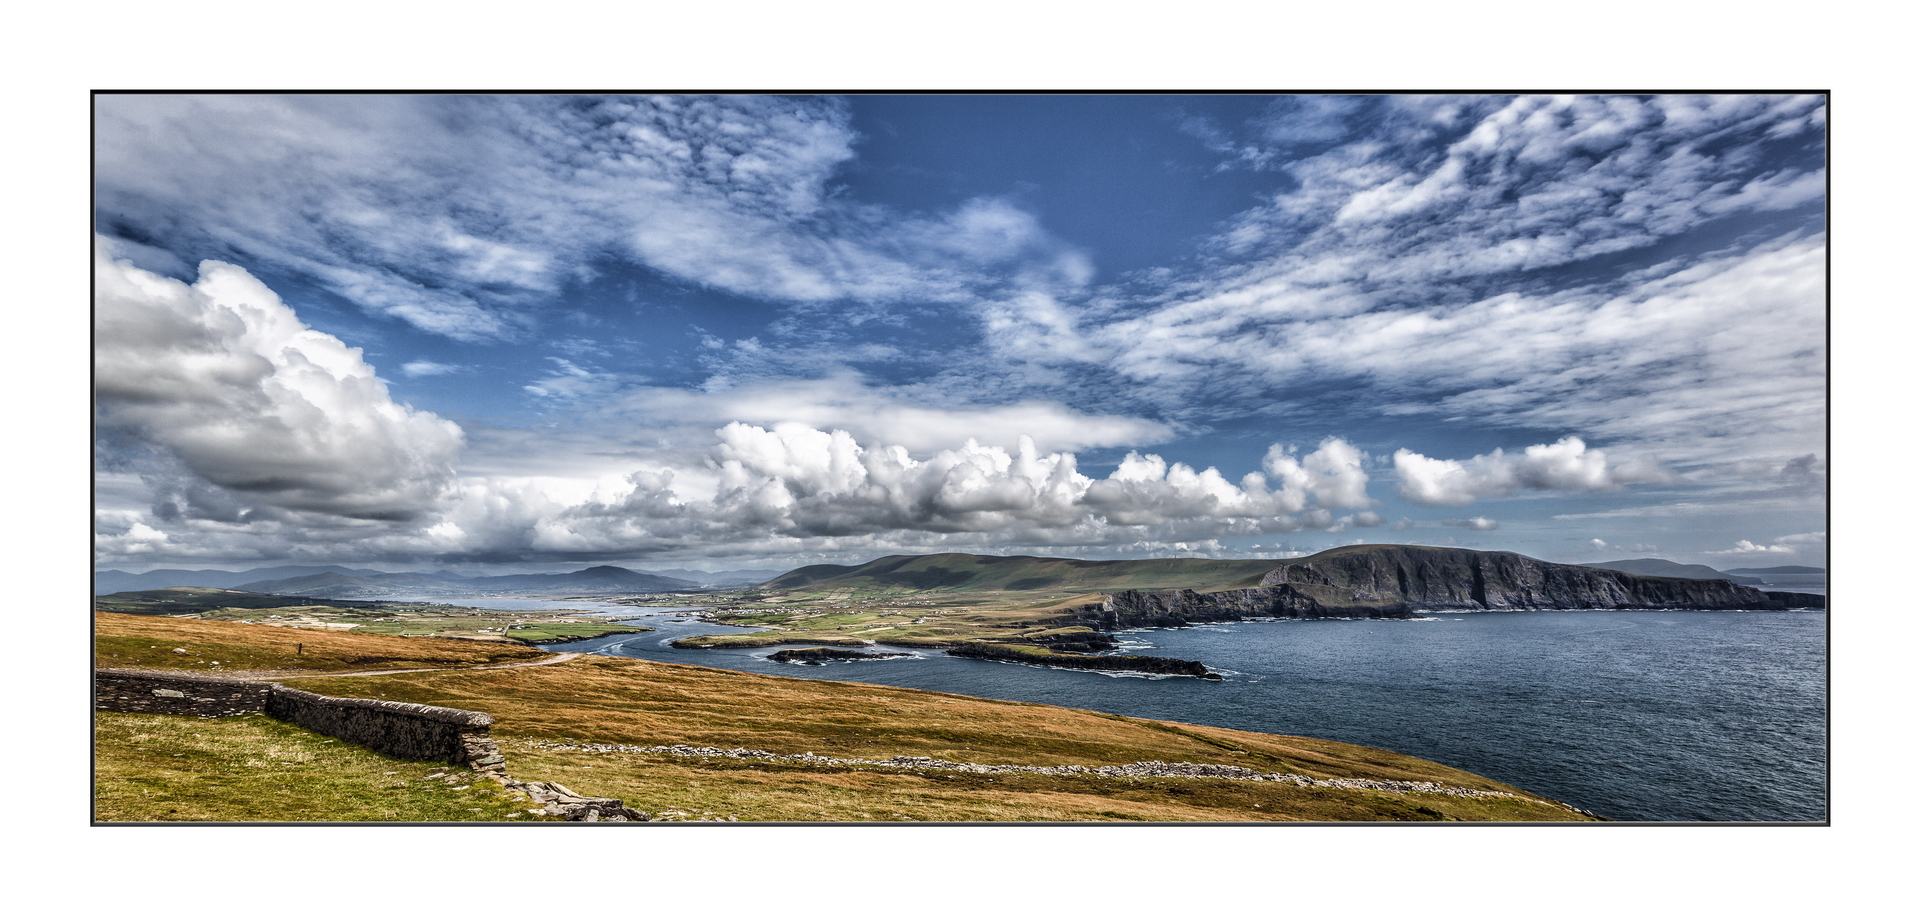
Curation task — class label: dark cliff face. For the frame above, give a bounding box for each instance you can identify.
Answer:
[1257,545,1778,611]
[1065,585,1415,630]
[1064,545,1796,630]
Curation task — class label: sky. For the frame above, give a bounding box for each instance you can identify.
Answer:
[92,93,1828,574]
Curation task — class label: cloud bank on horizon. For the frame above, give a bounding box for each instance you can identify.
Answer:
[93,94,1827,572]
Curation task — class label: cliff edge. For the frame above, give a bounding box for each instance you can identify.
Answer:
[1065,544,1808,627]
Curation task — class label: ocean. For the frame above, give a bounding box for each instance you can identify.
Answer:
[452,598,1828,822]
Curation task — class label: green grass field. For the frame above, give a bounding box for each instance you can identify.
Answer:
[94,712,555,822]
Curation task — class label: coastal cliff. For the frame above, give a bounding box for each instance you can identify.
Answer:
[1258,545,1781,610]
[1065,545,1804,626]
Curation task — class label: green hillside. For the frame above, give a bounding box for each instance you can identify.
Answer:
[760,552,1284,596]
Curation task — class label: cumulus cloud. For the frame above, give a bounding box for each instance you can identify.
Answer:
[1704,532,1825,560]
[93,240,465,522]
[96,416,1385,566]
[1443,516,1500,531]
[369,428,1380,562]
[1262,438,1375,510]
[1710,540,1796,555]
[89,95,1826,568]
[1393,437,1670,506]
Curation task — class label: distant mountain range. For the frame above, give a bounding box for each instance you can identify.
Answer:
[762,553,1286,595]
[1578,559,1766,584]
[93,565,387,594]
[641,568,788,586]
[91,564,755,597]
[95,555,1824,600]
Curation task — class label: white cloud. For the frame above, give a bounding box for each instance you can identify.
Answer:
[610,375,1172,455]
[1393,437,1669,506]
[523,358,628,401]
[1588,538,1659,555]
[93,240,465,522]
[1088,96,1826,477]
[94,95,1091,343]
[1262,438,1374,509]
[1703,532,1825,560]
[1443,516,1500,531]
[1709,540,1796,555]
[1774,531,1827,546]
[401,361,464,377]
[400,429,1371,562]
[94,521,171,556]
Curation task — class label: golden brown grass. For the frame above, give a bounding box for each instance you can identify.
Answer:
[293,654,1524,786]
[94,612,550,675]
[95,615,1595,822]
[497,742,1582,822]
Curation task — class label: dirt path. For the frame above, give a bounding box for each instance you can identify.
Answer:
[248,652,585,680]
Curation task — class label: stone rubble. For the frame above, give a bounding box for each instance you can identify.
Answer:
[424,765,651,822]
[518,740,1525,800]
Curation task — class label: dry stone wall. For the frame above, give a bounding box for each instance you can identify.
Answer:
[94,670,500,765]
[94,669,646,820]
[94,671,273,717]
[265,685,501,766]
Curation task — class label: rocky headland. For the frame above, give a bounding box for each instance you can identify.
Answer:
[1062,545,1822,629]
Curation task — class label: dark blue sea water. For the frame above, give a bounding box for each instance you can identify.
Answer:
[458,599,1828,822]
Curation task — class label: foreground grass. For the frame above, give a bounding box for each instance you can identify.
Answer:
[94,712,552,822]
[499,742,1578,822]
[292,654,1592,822]
[95,615,1594,822]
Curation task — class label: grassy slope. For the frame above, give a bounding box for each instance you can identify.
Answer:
[95,614,1592,822]
[92,586,372,614]
[94,612,550,674]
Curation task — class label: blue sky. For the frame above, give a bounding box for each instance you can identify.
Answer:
[93,93,1827,573]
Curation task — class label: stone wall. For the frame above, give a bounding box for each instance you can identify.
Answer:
[265,684,502,768]
[95,669,647,820]
[94,670,501,767]
[94,670,273,718]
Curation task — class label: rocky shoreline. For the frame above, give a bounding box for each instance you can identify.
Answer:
[511,627,654,646]
[768,646,912,663]
[946,642,1218,679]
